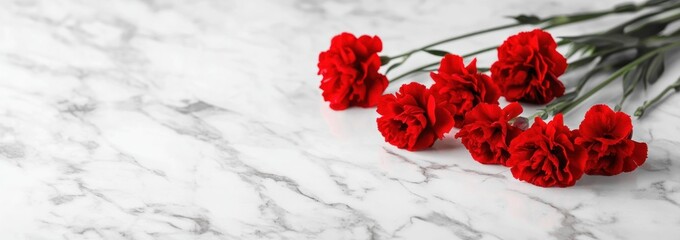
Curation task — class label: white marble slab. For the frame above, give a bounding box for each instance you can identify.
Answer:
[1,0,679,239]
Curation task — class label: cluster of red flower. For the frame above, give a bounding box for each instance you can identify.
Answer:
[317,30,647,187]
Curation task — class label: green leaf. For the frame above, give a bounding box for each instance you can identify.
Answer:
[423,49,449,57]
[510,14,541,24]
[551,12,604,25]
[418,67,438,73]
[561,34,638,48]
[568,45,636,71]
[614,3,637,13]
[564,44,587,59]
[568,55,598,70]
[627,21,668,39]
[619,62,647,108]
[622,65,643,95]
[646,0,671,6]
[644,53,665,85]
[599,49,637,69]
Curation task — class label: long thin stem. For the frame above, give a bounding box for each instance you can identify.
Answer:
[388,45,498,82]
[635,76,680,117]
[390,23,523,59]
[387,62,438,83]
[385,0,677,85]
[386,0,666,61]
[389,39,571,83]
[549,4,680,102]
[557,41,680,115]
[606,1,680,34]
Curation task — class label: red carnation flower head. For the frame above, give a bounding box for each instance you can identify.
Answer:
[490,29,567,104]
[318,32,388,110]
[507,114,587,187]
[455,102,524,166]
[430,54,501,128]
[575,104,647,176]
[376,82,455,151]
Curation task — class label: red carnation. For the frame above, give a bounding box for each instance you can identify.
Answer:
[490,29,567,104]
[455,102,524,166]
[376,82,454,151]
[318,32,388,110]
[575,104,647,176]
[507,114,587,187]
[430,54,501,128]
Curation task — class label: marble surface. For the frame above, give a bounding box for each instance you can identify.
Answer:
[1,0,680,239]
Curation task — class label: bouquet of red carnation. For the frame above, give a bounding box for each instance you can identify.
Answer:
[316,0,679,187]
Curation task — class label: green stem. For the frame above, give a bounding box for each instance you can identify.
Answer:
[385,0,673,84]
[635,76,680,117]
[389,39,571,83]
[388,45,498,82]
[385,0,664,61]
[557,41,680,115]
[606,1,680,34]
[387,62,438,83]
[555,5,680,99]
[390,23,524,59]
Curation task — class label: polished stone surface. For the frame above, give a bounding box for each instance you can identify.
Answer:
[1,0,679,239]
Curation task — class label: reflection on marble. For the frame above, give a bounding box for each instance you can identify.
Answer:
[1,0,679,239]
